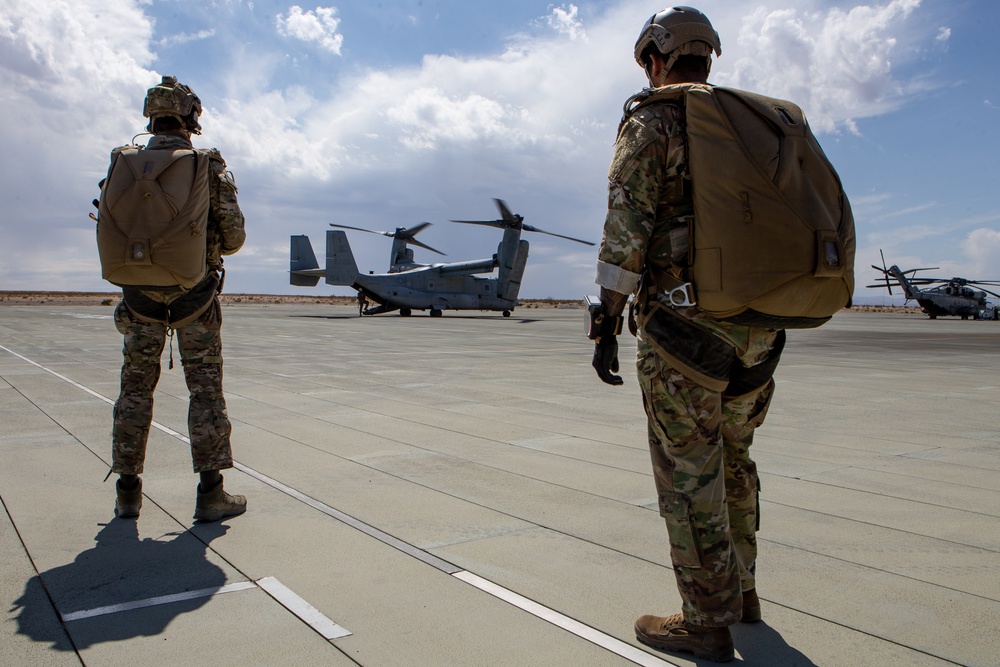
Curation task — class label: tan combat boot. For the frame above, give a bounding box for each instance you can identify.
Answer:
[115,478,142,518]
[193,475,247,522]
[634,613,734,663]
[742,588,762,623]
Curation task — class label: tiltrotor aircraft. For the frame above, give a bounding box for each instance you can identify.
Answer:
[289,199,594,317]
[868,252,1000,320]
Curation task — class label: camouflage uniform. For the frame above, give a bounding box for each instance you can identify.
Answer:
[597,95,783,627]
[111,134,245,475]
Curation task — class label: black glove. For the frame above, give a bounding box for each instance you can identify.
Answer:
[593,336,623,386]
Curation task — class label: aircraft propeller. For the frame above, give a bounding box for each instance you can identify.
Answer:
[450,198,595,246]
[329,222,446,255]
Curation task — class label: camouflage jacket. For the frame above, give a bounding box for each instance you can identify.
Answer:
[596,91,692,294]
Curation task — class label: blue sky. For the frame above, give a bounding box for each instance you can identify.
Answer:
[1,0,997,303]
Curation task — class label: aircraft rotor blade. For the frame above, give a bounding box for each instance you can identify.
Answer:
[449,219,511,232]
[329,223,394,238]
[406,237,446,256]
[520,223,595,246]
[979,287,1000,299]
[493,198,522,225]
[399,222,432,239]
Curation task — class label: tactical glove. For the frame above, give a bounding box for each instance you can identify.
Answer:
[593,336,623,386]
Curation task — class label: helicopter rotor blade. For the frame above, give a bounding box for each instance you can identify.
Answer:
[879,249,892,296]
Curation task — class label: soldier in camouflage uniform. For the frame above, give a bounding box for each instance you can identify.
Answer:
[590,8,784,662]
[108,76,248,523]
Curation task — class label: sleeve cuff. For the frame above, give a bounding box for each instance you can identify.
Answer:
[595,260,641,294]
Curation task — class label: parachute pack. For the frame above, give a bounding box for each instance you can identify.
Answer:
[97,145,211,290]
[634,83,856,329]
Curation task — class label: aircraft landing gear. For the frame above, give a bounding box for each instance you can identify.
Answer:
[400,308,412,317]
[502,310,511,317]
[430,309,443,317]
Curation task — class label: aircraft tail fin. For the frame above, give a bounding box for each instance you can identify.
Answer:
[326,230,359,285]
[499,239,529,301]
[290,235,323,286]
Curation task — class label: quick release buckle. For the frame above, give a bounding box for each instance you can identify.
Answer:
[657,282,697,308]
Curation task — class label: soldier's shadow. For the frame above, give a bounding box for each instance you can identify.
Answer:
[13,518,232,650]
[731,622,818,666]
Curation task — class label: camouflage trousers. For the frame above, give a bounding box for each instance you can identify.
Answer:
[636,330,778,627]
[111,299,234,475]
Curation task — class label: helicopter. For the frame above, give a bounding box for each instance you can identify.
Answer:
[289,199,594,317]
[867,251,1000,320]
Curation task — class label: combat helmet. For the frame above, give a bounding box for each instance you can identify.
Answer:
[143,75,202,134]
[633,6,721,74]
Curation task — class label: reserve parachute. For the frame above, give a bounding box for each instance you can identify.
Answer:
[97,145,211,290]
[634,83,855,329]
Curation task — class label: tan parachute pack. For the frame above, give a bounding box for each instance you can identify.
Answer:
[97,146,211,290]
[635,83,855,329]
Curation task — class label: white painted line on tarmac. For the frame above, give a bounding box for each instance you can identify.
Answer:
[453,571,679,667]
[4,346,675,666]
[60,581,257,622]
[256,576,352,640]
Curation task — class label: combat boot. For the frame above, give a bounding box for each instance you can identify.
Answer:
[634,613,734,663]
[115,478,142,518]
[193,475,247,522]
[742,588,762,623]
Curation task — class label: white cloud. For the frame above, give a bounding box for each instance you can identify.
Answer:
[546,4,587,42]
[716,0,928,133]
[385,87,530,150]
[275,5,343,55]
[158,29,217,47]
[0,0,156,126]
[0,0,160,290]
[961,228,1000,278]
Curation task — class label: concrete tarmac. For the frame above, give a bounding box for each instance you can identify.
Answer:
[1,303,998,666]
